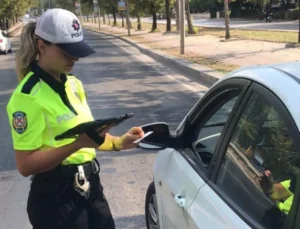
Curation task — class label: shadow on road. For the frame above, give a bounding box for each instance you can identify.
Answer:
[114,214,146,229]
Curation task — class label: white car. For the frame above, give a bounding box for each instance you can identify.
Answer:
[138,62,300,229]
[0,30,12,54]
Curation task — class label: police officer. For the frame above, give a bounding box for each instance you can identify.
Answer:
[7,8,144,229]
[259,170,296,229]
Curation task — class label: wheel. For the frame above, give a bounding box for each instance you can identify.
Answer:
[8,48,12,53]
[145,182,160,229]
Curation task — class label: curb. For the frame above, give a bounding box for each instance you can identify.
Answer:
[84,26,224,86]
[285,43,300,48]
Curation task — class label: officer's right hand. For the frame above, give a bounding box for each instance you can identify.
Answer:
[74,125,112,149]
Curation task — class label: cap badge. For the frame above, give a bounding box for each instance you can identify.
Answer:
[72,19,80,32]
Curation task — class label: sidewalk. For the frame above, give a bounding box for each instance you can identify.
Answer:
[83,22,300,74]
[7,21,23,37]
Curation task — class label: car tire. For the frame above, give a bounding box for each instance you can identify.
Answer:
[8,48,12,53]
[145,182,160,229]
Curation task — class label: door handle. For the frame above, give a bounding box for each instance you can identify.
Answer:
[174,194,186,209]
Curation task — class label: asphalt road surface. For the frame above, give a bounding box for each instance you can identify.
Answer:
[0,29,207,229]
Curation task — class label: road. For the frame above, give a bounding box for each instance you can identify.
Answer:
[0,29,207,228]
[141,17,299,32]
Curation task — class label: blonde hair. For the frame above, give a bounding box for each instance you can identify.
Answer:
[15,22,39,82]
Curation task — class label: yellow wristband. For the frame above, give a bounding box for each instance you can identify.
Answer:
[112,139,120,151]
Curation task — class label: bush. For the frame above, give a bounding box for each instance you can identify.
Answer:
[185,26,199,34]
[272,11,285,19]
[287,8,299,20]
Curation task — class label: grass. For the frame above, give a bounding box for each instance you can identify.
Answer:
[120,20,298,43]
[201,27,298,43]
[182,52,238,73]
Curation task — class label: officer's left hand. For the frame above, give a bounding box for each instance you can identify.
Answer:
[115,127,144,150]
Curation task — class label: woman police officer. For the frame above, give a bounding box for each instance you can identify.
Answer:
[6,8,144,229]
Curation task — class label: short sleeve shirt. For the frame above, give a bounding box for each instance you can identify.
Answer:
[7,62,96,165]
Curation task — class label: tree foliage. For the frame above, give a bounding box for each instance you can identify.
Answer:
[0,0,37,29]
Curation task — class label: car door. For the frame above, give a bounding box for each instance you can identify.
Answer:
[188,82,300,229]
[157,79,251,229]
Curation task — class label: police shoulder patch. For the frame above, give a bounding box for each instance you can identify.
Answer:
[12,111,27,134]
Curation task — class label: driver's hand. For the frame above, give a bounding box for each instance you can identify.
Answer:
[259,170,273,194]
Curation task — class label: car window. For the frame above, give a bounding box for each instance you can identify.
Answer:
[191,91,240,167]
[215,92,300,229]
[1,31,6,37]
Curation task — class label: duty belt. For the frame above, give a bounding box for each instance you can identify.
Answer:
[31,158,100,180]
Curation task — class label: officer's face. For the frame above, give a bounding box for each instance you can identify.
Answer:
[55,46,79,72]
[38,40,79,73]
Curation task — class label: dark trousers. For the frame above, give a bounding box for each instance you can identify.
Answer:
[27,172,115,229]
[260,205,286,229]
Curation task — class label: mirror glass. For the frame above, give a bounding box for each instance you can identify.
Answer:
[141,123,169,144]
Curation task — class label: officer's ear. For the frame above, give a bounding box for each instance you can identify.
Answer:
[37,39,52,56]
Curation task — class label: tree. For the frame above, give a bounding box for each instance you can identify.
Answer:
[174,0,179,31]
[121,11,125,27]
[190,0,215,13]
[298,1,300,43]
[149,0,164,32]
[104,1,118,26]
[53,0,77,13]
[224,0,230,39]
[185,0,196,34]
[130,0,144,30]
[0,0,37,29]
[165,0,171,32]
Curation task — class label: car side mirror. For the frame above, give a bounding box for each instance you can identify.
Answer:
[137,122,172,150]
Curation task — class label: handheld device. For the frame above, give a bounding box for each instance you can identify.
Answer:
[55,113,134,141]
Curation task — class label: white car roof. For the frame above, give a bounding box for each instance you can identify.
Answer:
[219,61,300,131]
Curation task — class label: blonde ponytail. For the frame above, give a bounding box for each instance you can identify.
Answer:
[15,22,38,82]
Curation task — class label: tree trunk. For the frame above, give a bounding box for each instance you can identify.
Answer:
[175,0,179,31]
[113,12,117,26]
[129,18,133,29]
[103,10,106,24]
[122,12,124,27]
[165,0,171,32]
[298,4,300,43]
[137,14,141,30]
[224,0,230,39]
[108,14,111,25]
[151,3,157,32]
[93,13,96,23]
[185,0,195,34]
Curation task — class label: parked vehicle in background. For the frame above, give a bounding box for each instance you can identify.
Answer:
[0,30,12,54]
